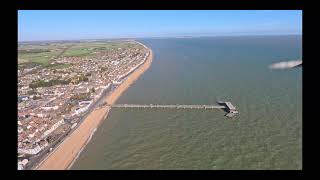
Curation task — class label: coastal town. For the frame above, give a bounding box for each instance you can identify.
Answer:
[18,40,149,170]
[17,9,302,171]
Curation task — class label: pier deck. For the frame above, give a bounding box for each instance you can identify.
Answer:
[106,101,238,118]
[111,104,225,109]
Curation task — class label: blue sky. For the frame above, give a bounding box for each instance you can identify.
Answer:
[18,10,302,41]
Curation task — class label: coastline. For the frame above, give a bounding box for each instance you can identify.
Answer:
[35,43,153,170]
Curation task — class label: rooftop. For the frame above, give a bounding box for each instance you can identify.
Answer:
[225,102,236,110]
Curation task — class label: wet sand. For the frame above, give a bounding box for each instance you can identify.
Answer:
[36,47,153,170]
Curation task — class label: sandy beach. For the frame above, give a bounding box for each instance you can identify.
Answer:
[36,45,153,170]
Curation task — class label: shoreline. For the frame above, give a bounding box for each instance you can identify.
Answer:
[35,42,153,170]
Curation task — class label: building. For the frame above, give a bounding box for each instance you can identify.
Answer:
[225,102,238,114]
[41,119,65,139]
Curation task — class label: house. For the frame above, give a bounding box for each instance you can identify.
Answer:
[74,86,89,94]
[41,119,65,139]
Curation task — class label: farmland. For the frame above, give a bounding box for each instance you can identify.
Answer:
[18,43,67,67]
[18,40,143,70]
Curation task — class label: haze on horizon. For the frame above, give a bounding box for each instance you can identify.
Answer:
[18,10,302,42]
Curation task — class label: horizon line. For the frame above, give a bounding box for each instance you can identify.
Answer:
[18,33,302,43]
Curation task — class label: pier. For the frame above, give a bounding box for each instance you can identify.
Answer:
[112,104,225,109]
[220,101,239,118]
[107,101,239,118]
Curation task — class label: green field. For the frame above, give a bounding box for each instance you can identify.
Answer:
[62,41,138,57]
[18,40,143,69]
[19,51,57,64]
[18,43,64,66]
[62,48,92,57]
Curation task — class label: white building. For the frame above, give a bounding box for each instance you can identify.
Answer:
[73,105,89,116]
[41,106,59,111]
[18,145,41,155]
[21,159,29,166]
[41,119,65,139]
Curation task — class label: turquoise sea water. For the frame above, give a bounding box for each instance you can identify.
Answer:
[72,35,302,170]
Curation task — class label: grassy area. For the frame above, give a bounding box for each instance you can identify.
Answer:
[18,42,71,66]
[62,48,92,57]
[18,41,144,68]
[62,41,140,57]
[18,49,51,54]
[18,58,29,64]
[18,48,62,65]
[18,62,41,70]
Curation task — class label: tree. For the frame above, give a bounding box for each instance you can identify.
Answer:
[32,96,41,100]
[27,90,35,95]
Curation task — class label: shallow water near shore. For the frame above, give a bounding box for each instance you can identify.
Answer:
[72,35,302,170]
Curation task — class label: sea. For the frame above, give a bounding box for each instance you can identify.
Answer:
[71,35,302,170]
